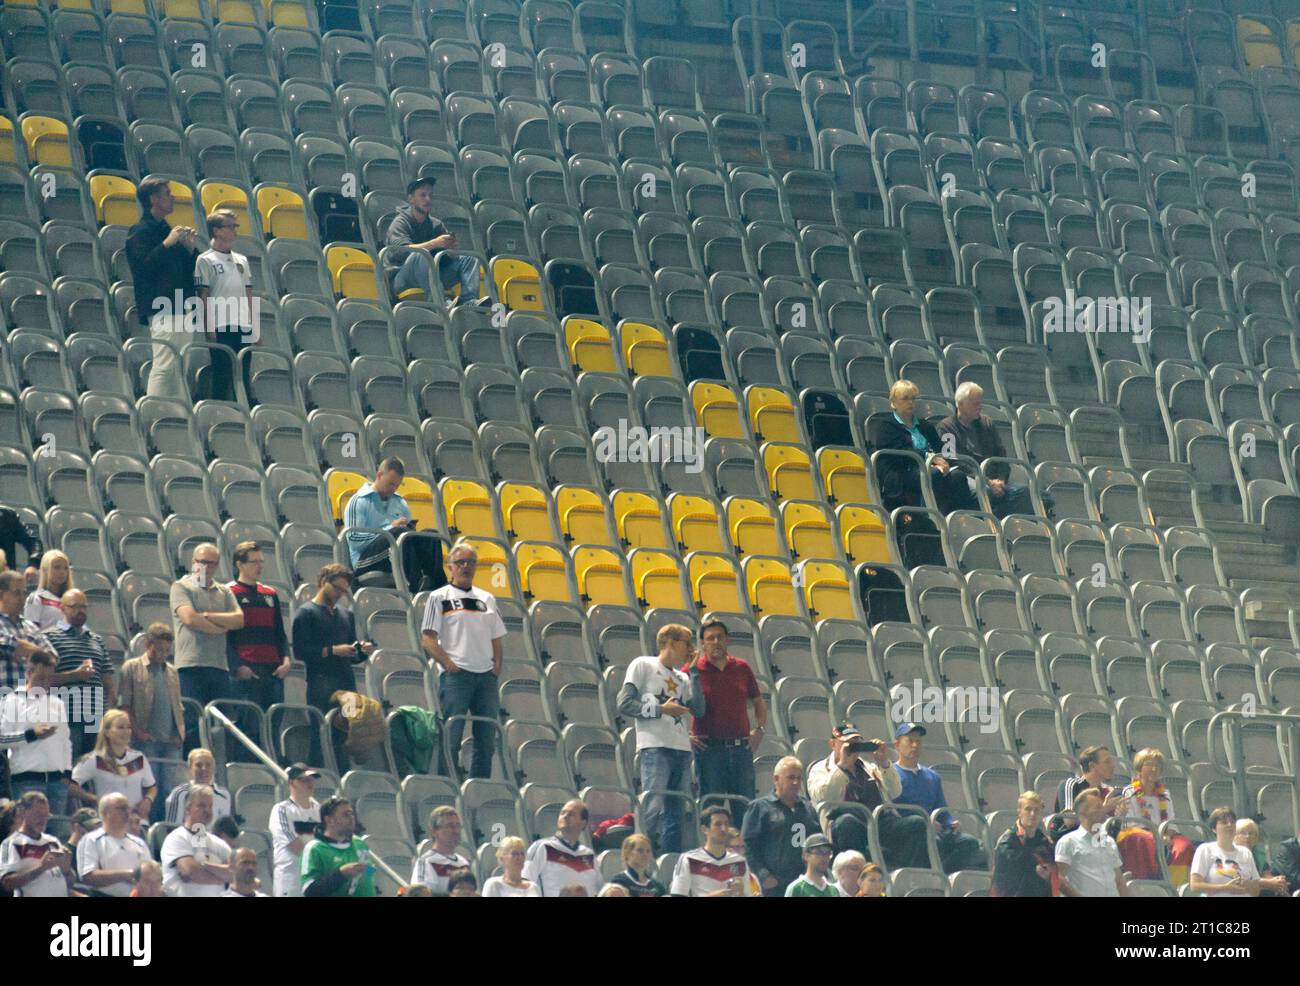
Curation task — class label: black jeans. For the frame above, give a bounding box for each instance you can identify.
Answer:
[357,532,445,593]
[209,327,253,403]
[234,663,285,710]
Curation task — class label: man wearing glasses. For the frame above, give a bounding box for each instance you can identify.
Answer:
[169,544,244,707]
[292,564,373,714]
[420,543,507,780]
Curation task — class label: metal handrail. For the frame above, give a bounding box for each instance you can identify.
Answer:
[1204,708,1300,820]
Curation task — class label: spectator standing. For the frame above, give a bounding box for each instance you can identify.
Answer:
[831,850,867,898]
[131,860,165,898]
[783,833,840,897]
[869,379,977,514]
[170,543,244,706]
[670,805,754,897]
[46,589,116,760]
[421,543,506,780]
[1,650,72,815]
[117,623,185,805]
[226,541,291,710]
[1234,819,1289,895]
[892,723,984,872]
[301,797,375,898]
[1270,834,1299,890]
[23,549,73,631]
[269,763,321,898]
[618,624,705,854]
[688,619,766,807]
[68,807,101,849]
[126,177,201,399]
[1189,806,1260,897]
[740,755,822,897]
[164,748,232,825]
[482,836,540,897]
[291,565,372,715]
[0,569,55,693]
[0,507,40,580]
[385,176,488,309]
[195,209,255,403]
[936,382,1034,518]
[1116,747,1194,884]
[160,784,233,897]
[0,791,72,897]
[411,805,473,895]
[522,799,601,898]
[76,792,151,897]
[68,709,157,821]
[1054,788,1129,898]
[1055,745,1125,815]
[608,833,668,897]
[221,847,269,897]
[991,791,1054,897]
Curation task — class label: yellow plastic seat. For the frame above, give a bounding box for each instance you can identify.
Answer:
[564,317,617,373]
[818,447,871,504]
[763,442,816,501]
[782,501,836,561]
[690,381,745,439]
[744,556,799,617]
[327,246,379,299]
[108,0,152,12]
[158,0,206,18]
[492,257,543,311]
[726,497,784,558]
[89,174,140,227]
[688,552,746,615]
[573,545,633,607]
[746,386,801,444]
[498,481,559,543]
[457,537,517,598]
[21,116,71,168]
[215,0,262,23]
[668,493,725,553]
[200,181,252,236]
[1238,17,1283,67]
[630,548,690,610]
[612,491,669,549]
[440,479,500,540]
[396,477,438,531]
[801,560,856,621]
[265,0,311,27]
[0,118,17,165]
[164,180,198,229]
[838,505,894,565]
[515,541,576,603]
[325,469,366,522]
[620,322,673,377]
[557,486,616,546]
[257,185,308,240]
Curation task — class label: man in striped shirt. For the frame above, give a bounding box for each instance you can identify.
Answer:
[45,590,115,760]
[522,799,601,897]
[226,541,290,710]
[1054,745,1126,817]
[164,748,232,825]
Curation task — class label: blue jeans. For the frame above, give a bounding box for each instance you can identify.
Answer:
[136,740,182,823]
[394,250,483,306]
[695,741,755,802]
[439,669,500,779]
[640,747,693,854]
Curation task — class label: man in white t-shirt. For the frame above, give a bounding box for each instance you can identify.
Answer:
[195,208,255,402]
[671,805,754,896]
[522,799,601,897]
[1055,788,1130,897]
[269,763,321,897]
[411,805,473,894]
[76,792,151,897]
[420,542,507,780]
[1189,806,1260,897]
[617,623,705,854]
[0,791,73,897]
[160,784,233,897]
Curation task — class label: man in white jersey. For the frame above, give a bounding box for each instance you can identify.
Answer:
[195,208,255,402]
[522,798,601,897]
[164,747,232,825]
[0,791,73,897]
[268,763,321,897]
[77,792,151,897]
[670,805,754,897]
[160,784,233,897]
[411,805,473,894]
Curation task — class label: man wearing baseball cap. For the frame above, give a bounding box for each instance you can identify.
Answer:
[784,833,841,897]
[268,763,321,897]
[892,722,985,872]
[383,175,490,309]
[807,722,930,869]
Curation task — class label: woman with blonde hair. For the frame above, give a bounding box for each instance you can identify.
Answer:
[68,709,158,820]
[23,549,74,630]
[869,380,978,515]
[481,836,541,897]
[1115,748,1194,884]
[608,832,668,897]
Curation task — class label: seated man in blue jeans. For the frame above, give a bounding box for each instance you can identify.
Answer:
[384,176,489,309]
[936,381,1036,518]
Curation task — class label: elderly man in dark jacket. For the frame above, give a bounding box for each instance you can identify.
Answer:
[384,177,488,308]
[937,382,1035,518]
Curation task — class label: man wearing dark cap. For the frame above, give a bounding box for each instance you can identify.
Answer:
[806,722,930,869]
[784,833,840,897]
[892,722,985,872]
[384,176,488,308]
[269,763,321,897]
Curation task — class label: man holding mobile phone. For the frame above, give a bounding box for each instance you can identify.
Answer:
[0,791,73,897]
[385,176,490,309]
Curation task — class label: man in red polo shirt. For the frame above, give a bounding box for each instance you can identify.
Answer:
[686,620,767,808]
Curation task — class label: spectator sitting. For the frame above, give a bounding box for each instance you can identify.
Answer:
[1054,788,1129,898]
[670,805,754,897]
[557,884,588,897]
[1234,819,1289,895]
[226,541,291,711]
[522,798,601,898]
[131,860,165,898]
[806,722,929,870]
[385,176,489,310]
[1270,832,1299,890]
[160,784,233,897]
[46,589,116,760]
[117,623,185,815]
[447,871,478,897]
[608,833,668,897]
[0,791,73,897]
[598,883,630,897]
[165,748,232,826]
[69,709,158,823]
[1189,806,1259,897]
[221,847,268,897]
[892,722,985,872]
[783,833,840,897]
[23,566,39,593]
[0,649,72,816]
[195,209,255,403]
[991,791,1054,897]
[726,827,765,896]
[740,755,823,897]
[343,458,412,588]
[269,763,321,898]
[411,805,473,895]
[831,850,867,898]
[23,549,73,631]
[76,792,151,898]
[869,379,977,514]
[170,542,244,707]
[212,814,242,849]
[291,564,372,715]
[1055,744,1124,816]
[481,836,540,897]
[857,862,887,897]
[1115,747,1193,884]
[301,796,375,898]
[937,382,1035,518]
[68,807,101,849]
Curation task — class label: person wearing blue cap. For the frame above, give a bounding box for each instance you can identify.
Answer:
[892,723,985,873]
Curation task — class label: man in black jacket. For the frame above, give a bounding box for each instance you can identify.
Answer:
[125,178,201,399]
[384,177,488,308]
[991,791,1054,896]
[741,756,823,896]
[869,380,977,514]
[938,382,1035,518]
